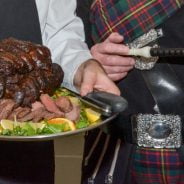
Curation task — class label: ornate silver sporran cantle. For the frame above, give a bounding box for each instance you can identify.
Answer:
[127,29,163,70]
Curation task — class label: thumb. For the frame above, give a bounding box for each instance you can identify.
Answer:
[80,70,96,96]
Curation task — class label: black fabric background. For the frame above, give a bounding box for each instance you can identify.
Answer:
[0,0,42,43]
[76,0,94,48]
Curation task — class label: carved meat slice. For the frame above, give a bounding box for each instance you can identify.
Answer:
[31,101,45,111]
[55,96,73,113]
[65,104,80,122]
[0,99,16,120]
[40,94,64,116]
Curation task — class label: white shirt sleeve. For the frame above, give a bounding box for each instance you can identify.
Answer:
[36,0,92,91]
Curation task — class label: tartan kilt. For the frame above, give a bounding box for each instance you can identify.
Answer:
[131,147,184,184]
[82,129,184,184]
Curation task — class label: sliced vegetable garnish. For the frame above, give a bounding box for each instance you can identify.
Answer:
[0,88,102,136]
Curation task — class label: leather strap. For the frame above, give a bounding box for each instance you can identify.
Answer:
[141,63,184,115]
[140,6,184,115]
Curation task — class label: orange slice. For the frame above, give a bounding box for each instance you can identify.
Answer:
[48,118,76,131]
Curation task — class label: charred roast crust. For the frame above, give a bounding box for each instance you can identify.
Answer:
[0,37,64,106]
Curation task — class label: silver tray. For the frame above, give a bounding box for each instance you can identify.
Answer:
[0,114,117,141]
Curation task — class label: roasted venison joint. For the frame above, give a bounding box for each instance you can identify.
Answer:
[0,38,64,106]
[0,38,80,123]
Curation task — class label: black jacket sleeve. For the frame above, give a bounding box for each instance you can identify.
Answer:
[76,0,94,48]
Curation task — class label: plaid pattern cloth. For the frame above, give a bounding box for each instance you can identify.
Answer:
[90,0,184,43]
[88,1,184,184]
[131,147,184,184]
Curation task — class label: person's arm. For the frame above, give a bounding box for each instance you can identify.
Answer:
[91,32,135,81]
[38,0,91,92]
[37,0,120,95]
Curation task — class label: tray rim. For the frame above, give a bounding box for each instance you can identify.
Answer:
[0,114,118,141]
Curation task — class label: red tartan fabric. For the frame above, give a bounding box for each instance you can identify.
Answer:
[131,147,184,184]
[90,0,184,43]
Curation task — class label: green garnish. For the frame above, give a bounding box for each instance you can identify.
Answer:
[75,111,89,129]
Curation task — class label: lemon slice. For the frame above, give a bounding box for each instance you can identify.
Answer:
[48,118,76,131]
[85,108,101,123]
[0,119,14,130]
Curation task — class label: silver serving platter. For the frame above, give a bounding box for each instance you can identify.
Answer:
[0,114,117,141]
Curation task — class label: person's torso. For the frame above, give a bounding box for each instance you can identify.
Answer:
[86,0,184,115]
[118,6,184,115]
